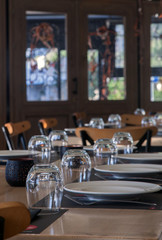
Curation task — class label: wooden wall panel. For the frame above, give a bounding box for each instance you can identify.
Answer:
[0,0,7,149]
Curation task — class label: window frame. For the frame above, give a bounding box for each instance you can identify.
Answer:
[77,0,138,116]
[140,1,162,111]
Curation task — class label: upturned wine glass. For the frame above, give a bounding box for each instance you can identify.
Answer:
[28,135,51,164]
[89,118,104,129]
[26,163,63,211]
[112,132,133,154]
[61,149,91,185]
[93,138,117,166]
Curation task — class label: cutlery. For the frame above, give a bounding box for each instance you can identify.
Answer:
[95,173,162,184]
[64,194,157,207]
[64,194,96,205]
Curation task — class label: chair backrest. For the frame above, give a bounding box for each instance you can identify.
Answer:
[75,126,158,152]
[72,112,86,127]
[2,120,31,150]
[0,201,30,239]
[38,118,58,135]
[121,114,144,126]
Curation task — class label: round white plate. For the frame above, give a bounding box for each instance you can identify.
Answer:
[83,146,94,151]
[84,123,90,127]
[64,181,161,200]
[84,123,116,127]
[94,164,162,174]
[0,150,35,159]
[115,153,162,164]
[64,128,76,132]
[83,145,136,152]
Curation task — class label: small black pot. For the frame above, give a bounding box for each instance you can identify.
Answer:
[5,158,34,187]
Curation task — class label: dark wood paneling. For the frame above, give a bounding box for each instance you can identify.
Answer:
[0,0,7,149]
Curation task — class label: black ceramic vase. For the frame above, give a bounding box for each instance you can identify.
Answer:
[5,158,34,187]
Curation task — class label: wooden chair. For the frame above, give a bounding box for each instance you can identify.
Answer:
[38,118,58,135]
[0,201,30,239]
[121,113,144,126]
[72,112,86,127]
[75,126,158,152]
[2,120,31,150]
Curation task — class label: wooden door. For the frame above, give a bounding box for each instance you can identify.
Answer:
[9,0,78,141]
[9,0,138,144]
[77,0,138,122]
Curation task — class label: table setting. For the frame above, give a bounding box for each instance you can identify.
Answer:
[84,115,123,129]
[3,130,162,240]
[21,145,162,237]
[5,131,162,209]
[58,134,162,210]
[24,142,162,212]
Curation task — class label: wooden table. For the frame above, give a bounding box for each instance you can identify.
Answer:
[1,166,162,240]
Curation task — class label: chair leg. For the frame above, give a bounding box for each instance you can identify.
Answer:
[1,126,14,150]
[72,115,78,127]
[135,130,152,153]
[0,216,4,240]
[80,130,94,146]
[18,133,27,150]
[38,122,46,135]
[145,129,152,152]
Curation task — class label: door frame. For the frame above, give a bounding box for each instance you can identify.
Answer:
[140,1,162,112]
[9,0,78,136]
[78,0,138,119]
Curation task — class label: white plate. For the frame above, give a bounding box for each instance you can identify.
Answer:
[0,150,35,159]
[84,123,90,127]
[94,164,162,174]
[83,145,94,151]
[83,145,136,152]
[64,181,161,200]
[115,153,162,164]
[104,122,119,127]
[84,123,116,127]
[83,145,116,152]
[64,128,76,132]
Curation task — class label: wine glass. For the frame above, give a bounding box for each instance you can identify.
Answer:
[61,149,91,185]
[154,112,162,126]
[141,116,156,126]
[93,138,117,166]
[108,114,121,128]
[28,135,51,164]
[134,108,146,116]
[26,164,63,211]
[89,118,104,129]
[112,132,133,154]
[49,130,68,158]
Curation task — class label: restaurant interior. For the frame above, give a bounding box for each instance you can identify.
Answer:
[2,0,162,239]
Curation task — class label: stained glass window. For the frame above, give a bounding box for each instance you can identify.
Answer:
[150,14,162,101]
[26,12,67,101]
[87,15,126,101]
